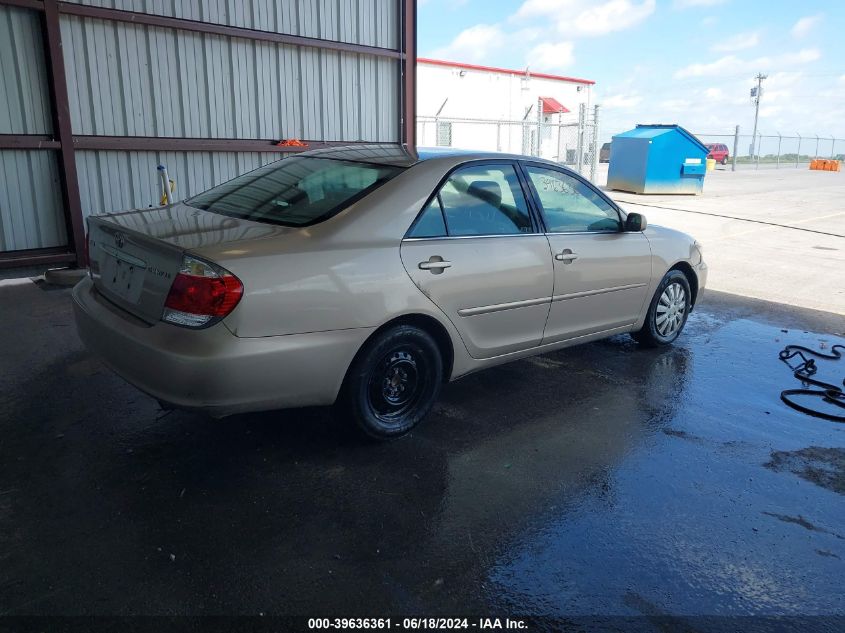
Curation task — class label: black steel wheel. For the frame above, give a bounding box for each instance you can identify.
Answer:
[340,325,443,439]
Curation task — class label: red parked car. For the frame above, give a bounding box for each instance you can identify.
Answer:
[705,143,729,165]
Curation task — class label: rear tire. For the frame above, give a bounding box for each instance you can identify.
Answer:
[339,325,443,440]
[631,270,692,347]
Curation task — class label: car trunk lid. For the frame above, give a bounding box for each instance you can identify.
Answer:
[88,216,187,324]
[87,204,286,324]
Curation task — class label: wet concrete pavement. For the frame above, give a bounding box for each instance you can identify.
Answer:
[596,165,845,315]
[1,278,844,624]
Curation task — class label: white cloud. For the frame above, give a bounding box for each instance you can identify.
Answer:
[602,92,643,109]
[782,48,821,64]
[429,24,505,63]
[674,55,748,79]
[701,15,718,26]
[513,0,577,19]
[568,0,656,36]
[674,48,820,79]
[513,27,544,43]
[430,0,657,69]
[711,31,759,53]
[673,0,727,9]
[514,0,656,36]
[673,0,728,8]
[791,14,822,39]
[660,98,693,112]
[527,41,575,71]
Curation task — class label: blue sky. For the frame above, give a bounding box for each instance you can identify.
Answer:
[417,0,845,139]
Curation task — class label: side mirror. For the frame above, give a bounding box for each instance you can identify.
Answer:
[625,212,647,232]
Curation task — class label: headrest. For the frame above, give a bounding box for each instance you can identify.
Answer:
[467,180,502,208]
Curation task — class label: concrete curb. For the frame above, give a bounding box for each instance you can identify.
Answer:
[44,267,88,286]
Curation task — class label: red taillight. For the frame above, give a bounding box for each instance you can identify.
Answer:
[163,256,243,328]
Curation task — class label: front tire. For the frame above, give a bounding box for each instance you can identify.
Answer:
[721,156,728,165]
[339,325,443,439]
[631,271,692,347]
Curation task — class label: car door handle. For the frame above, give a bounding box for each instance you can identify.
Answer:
[555,251,578,262]
[418,259,452,271]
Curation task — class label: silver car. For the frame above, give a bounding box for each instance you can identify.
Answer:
[73,145,707,438]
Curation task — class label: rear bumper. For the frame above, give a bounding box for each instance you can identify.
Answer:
[72,277,372,416]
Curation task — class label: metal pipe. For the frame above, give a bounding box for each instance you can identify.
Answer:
[590,104,600,182]
[576,103,585,175]
[732,125,739,172]
[158,164,173,205]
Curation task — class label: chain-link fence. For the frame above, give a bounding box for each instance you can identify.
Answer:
[414,111,843,176]
[691,130,843,169]
[416,103,601,181]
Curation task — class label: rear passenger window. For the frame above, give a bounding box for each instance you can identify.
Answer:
[436,164,533,236]
[408,199,447,238]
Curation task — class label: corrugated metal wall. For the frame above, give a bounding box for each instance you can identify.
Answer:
[62,0,398,49]
[0,150,67,251]
[1,6,67,253]
[61,15,398,142]
[64,1,400,221]
[76,150,283,216]
[0,6,53,135]
[1,0,402,254]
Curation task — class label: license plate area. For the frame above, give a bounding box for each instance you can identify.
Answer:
[99,246,146,304]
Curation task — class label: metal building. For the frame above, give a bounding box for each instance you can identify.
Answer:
[0,0,416,269]
[416,58,594,161]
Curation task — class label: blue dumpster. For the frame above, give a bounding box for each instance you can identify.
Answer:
[607,124,709,194]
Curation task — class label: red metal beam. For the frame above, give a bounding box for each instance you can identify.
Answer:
[400,0,417,149]
[0,134,60,150]
[0,247,76,269]
[0,0,44,10]
[72,136,371,153]
[42,0,87,268]
[57,2,403,60]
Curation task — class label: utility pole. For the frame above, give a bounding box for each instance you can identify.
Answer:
[750,73,767,159]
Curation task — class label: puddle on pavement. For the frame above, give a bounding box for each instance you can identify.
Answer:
[445,312,845,617]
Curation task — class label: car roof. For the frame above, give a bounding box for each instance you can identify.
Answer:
[296,143,559,168]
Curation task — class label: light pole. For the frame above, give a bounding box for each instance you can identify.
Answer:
[750,73,767,159]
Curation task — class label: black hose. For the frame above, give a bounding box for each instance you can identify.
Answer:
[778,344,845,422]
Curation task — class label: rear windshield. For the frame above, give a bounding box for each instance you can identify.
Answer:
[186,157,404,227]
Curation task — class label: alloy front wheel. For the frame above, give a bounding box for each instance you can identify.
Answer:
[655,282,687,337]
[632,270,692,347]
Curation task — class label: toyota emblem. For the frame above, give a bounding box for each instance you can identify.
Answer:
[114,232,125,248]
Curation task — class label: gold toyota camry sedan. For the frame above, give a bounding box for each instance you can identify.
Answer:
[73,144,707,438]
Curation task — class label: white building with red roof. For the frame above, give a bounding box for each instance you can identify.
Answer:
[416,58,596,161]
